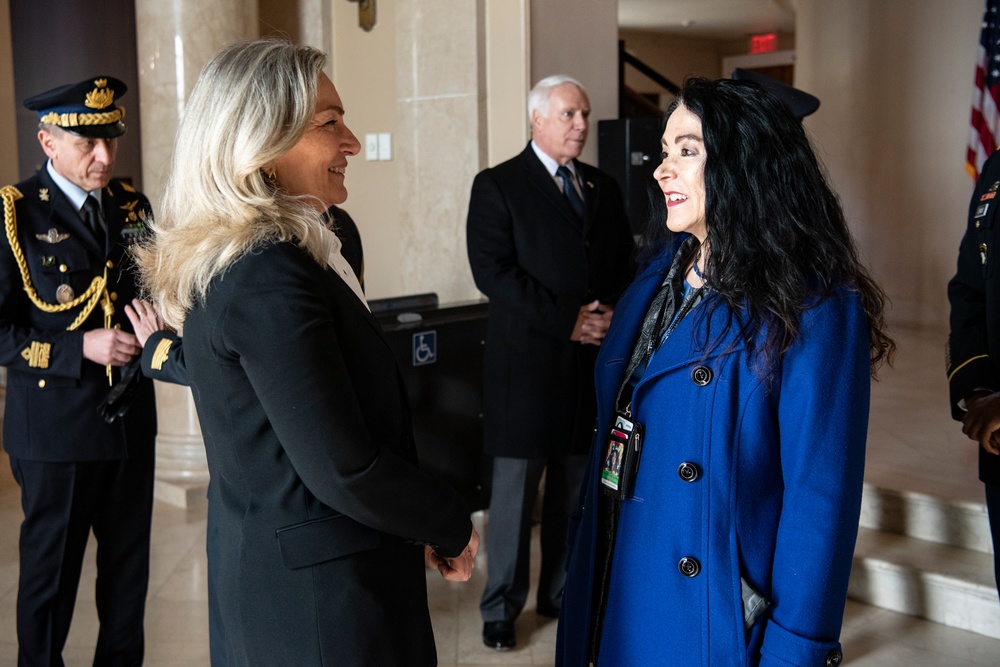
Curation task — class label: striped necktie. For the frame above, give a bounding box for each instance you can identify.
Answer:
[556,165,586,219]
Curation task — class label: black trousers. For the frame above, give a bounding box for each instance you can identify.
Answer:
[987,482,1000,602]
[10,453,154,667]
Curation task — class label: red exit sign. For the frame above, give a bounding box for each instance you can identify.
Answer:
[750,33,777,54]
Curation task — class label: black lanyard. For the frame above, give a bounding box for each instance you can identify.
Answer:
[614,236,707,414]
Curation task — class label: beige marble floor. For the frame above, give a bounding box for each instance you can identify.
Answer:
[0,326,999,666]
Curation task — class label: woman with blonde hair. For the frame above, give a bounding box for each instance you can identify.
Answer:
[134,39,478,666]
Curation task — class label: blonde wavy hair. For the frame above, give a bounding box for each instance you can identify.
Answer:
[134,39,332,327]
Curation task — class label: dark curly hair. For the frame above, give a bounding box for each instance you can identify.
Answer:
[642,77,894,378]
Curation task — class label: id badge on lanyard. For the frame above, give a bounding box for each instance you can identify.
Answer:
[600,411,643,499]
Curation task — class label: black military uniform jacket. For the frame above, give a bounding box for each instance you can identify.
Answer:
[947,150,1000,486]
[0,166,156,461]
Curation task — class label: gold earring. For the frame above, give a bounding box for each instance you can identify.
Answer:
[265,167,276,182]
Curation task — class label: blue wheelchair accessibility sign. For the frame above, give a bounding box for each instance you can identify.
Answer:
[412,331,437,366]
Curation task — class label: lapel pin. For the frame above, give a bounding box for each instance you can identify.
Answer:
[36,228,70,244]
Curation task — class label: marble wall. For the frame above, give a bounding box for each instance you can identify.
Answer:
[135,0,258,208]
[331,0,531,304]
[133,0,258,491]
[530,0,619,167]
[795,0,983,330]
[395,0,483,304]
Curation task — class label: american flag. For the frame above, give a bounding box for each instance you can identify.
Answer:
[969,0,1000,180]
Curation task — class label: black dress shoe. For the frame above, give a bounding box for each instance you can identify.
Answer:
[536,603,560,618]
[482,620,516,650]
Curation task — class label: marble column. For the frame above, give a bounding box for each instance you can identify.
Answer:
[134,0,257,506]
[394,0,484,304]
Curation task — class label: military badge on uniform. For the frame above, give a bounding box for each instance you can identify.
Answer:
[981,181,998,201]
[120,199,139,221]
[21,341,51,369]
[120,224,144,244]
[36,228,70,244]
[55,284,75,304]
[120,201,150,245]
[85,79,115,109]
[38,188,49,202]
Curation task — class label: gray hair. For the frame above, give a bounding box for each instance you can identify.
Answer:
[136,38,331,326]
[527,74,586,121]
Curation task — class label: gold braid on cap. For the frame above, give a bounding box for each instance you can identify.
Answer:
[40,107,125,129]
[1,185,111,331]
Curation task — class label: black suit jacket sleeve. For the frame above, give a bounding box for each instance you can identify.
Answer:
[203,245,471,556]
[947,153,1000,420]
[466,168,582,340]
[140,330,188,385]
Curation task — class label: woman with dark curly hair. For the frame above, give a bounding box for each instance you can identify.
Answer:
[556,77,893,667]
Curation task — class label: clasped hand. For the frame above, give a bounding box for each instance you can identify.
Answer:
[82,327,141,366]
[424,526,480,582]
[82,299,170,366]
[962,390,1000,455]
[570,299,613,346]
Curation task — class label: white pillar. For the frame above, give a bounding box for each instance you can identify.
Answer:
[134,0,257,505]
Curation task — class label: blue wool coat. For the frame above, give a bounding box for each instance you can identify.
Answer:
[556,244,870,666]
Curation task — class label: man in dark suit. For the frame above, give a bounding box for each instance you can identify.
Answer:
[0,76,158,664]
[466,74,634,650]
[947,149,1000,602]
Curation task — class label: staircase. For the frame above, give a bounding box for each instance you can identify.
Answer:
[850,482,1000,639]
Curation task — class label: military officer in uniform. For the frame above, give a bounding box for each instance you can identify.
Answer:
[947,149,1000,604]
[0,76,158,665]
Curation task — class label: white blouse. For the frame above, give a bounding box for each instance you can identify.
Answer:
[320,225,368,311]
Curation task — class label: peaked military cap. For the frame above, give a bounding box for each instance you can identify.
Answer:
[23,76,127,138]
[731,68,819,121]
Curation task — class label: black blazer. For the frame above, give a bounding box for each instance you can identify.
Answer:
[0,168,156,461]
[142,204,365,387]
[947,150,1000,485]
[466,144,634,458]
[181,241,471,665]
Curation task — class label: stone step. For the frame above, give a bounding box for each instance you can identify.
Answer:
[850,526,1000,639]
[859,483,993,554]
